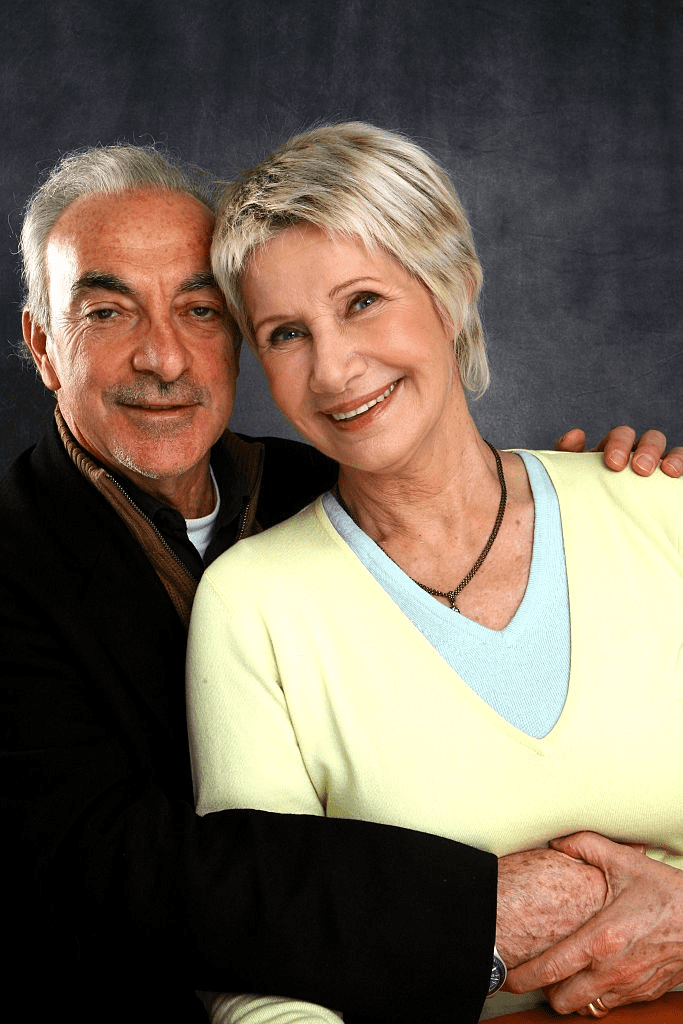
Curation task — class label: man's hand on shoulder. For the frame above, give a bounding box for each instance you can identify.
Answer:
[555,426,683,478]
[495,846,607,969]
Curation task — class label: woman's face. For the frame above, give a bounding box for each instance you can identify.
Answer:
[242,223,462,474]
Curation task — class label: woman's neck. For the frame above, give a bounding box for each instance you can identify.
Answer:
[336,425,536,629]
[337,422,500,543]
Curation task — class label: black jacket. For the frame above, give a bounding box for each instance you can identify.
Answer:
[0,420,495,1023]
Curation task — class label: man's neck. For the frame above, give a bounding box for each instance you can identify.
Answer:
[114,462,216,519]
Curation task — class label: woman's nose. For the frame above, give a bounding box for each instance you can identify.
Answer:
[308,325,365,395]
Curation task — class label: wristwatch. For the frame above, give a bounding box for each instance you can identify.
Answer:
[487,945,507,997]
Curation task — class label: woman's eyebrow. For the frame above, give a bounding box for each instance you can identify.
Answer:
[329,276,382,299]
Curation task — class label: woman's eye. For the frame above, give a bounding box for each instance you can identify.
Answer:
[270,325,304,344]
[350,293,378,313]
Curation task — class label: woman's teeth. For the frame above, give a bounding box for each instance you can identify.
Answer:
[331,382,397,421]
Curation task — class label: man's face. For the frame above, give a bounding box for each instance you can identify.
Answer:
[26,188,238,511]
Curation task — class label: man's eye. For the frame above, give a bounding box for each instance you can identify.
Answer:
[190,306,217,319]
[87,308,119,321]
[350,293,378,313]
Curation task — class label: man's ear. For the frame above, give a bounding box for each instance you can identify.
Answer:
[22,308,60,391]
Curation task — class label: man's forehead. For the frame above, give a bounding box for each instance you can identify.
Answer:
[47,188,215,257]
[45,188,216,294]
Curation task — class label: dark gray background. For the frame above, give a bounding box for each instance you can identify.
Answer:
[2,0,681,477]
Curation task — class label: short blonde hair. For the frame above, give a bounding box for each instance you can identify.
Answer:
[212,122,488,396]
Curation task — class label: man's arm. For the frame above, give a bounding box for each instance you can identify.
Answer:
[496,846,608,969]
[505,833,683,1014]
[556,426,683,477]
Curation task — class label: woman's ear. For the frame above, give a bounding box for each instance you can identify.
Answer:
[22,308,61,391]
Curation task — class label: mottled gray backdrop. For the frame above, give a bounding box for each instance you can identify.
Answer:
[2,0,681,476]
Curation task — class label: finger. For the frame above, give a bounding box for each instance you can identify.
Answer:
[546,960,681,1015]
[660,446,683,478]
[555,427,587,453]
[573,995,616,1018]
[505,935,594,993]
[631,429,668,476]
[550,982,618,1017]
[549,831,623,872]
[591,425,636,470]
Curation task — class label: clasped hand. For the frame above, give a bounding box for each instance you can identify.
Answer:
[504,832,683,1015]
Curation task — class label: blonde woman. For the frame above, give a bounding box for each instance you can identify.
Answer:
[188,124,683,1022]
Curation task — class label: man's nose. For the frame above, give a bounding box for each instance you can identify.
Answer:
[131,319,191,380]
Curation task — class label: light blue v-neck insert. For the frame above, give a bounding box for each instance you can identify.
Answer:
[323,452,570,738]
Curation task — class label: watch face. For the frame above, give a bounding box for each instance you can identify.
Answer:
[488,955,506,995]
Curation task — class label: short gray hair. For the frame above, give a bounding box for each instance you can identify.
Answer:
[20,144,224,335]
[212,122,488,396]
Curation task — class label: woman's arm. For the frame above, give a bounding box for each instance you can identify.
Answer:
[187,573,390,1024]
[187,573,325,821]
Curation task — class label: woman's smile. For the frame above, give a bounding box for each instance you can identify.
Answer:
[327,380,400,424]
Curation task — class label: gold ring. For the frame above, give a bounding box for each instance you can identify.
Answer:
[586,997,609,1017]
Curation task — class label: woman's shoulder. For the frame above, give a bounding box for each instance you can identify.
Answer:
[203,496,345,591]
[521,449,682,548]
[524,449,681,496]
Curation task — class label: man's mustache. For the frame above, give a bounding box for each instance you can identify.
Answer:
[107,378,209,405]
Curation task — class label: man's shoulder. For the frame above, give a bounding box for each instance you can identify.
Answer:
[1,422,92,509]
[244,432,334,472]
[0,428,67,521]
[237,432,337,530]
[0,425,148,572]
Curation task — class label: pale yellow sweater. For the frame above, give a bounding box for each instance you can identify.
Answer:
[187,452,683,1021]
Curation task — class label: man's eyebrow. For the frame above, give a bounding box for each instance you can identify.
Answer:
[71,271,133,299]
[177,271,221,293]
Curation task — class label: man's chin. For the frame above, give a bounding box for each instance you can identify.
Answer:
[110,444,206,485]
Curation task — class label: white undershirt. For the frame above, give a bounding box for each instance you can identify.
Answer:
[185,468,221,561]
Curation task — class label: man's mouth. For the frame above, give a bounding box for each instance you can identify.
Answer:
[121,402,196,412]
[330,382,398,422]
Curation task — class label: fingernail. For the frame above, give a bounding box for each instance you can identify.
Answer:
[634,454,655,473]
